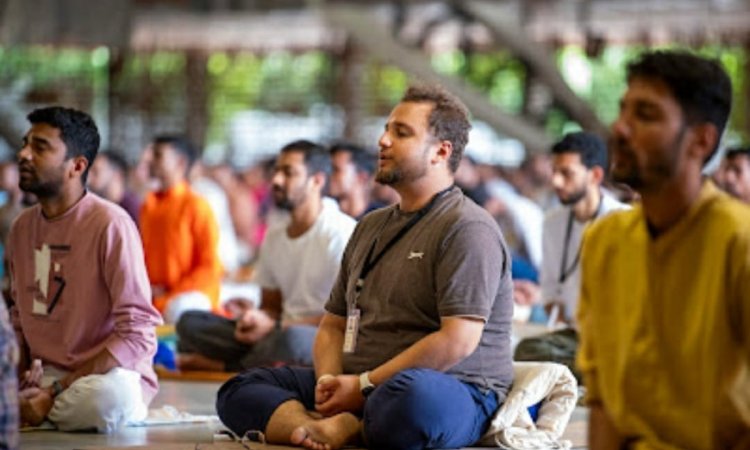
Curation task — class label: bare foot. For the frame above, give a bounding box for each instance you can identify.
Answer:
[176,353,226,371]
[290,412,361,450]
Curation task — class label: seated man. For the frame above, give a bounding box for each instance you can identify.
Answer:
[140,135,223,323]
[215,85,514,450]
[87,150,141,224]
[328,142,385,219]
[8,107,162,432]
[579,50,750,449]
[177,140,355,371]
[514,132,628,380]
[722,145,750,204]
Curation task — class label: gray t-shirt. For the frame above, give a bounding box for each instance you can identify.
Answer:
[325,187,514,401]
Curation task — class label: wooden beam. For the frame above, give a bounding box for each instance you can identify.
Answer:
[462,0,608,137]
[317,2,552,154]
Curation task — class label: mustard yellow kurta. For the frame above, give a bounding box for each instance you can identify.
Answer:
[577,181,750,450]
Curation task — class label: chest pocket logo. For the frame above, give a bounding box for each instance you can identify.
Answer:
[407,251,424,260]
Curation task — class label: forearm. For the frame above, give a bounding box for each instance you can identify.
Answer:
[59,348,119,390]
[283,314,324,328]
[589,403,624,450]
[313,314,345,379]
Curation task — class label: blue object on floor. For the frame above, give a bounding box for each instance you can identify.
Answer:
[527,401,542,422]
[154,341,176,370]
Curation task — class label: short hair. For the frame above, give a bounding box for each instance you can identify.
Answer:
[725,145,750,160]
[401,84,471,172]
[98,150,129,176]
[329,141,377,175]
[280,140,331,177]
[551,132,608,170]
[27,106,100,182]
[626,50,732,164]
[152,135,198,168]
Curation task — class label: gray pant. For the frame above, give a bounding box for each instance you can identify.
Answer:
[176,311,316,371]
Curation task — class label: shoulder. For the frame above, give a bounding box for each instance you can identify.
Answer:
[600,192,631,215]
[319,198,357,233]
[586,204,639,243]
[704,192,750,235]
[82,194,140,237]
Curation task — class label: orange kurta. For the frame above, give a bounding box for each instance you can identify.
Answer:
[140,181,222,313]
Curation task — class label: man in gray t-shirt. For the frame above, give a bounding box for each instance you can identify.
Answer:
[215,85,513,450]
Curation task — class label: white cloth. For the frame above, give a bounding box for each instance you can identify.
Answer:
[539,192,629,325]
[192,177,241,273]
[253,197,355,321]
[44,367,147,433]
[480,362,578,449]
[163,290,213,324]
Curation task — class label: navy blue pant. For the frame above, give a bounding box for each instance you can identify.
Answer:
[216,366,498,450]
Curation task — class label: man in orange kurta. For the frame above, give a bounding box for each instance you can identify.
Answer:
[140,135,222,323]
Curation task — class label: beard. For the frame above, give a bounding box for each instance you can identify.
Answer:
[272,184,306,211]
[375,147,430,186]
[558,185,587,206]
[19,171,63,199]
[610,128,685,192]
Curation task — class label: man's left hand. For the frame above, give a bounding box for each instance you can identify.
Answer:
[19,387,54,426]
[314,374,365,417]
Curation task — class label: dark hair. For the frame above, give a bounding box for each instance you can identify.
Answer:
[626,50,732,164]
[401,84,471,172]
[98,150,129,176]
[153,135,198,168]
[725,145,750,160]
[280,140,331,177]
[27,106,100,183]
[551,132,608,170]
[329,141,377,175]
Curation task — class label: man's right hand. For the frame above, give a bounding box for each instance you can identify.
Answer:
[234,309,276,344]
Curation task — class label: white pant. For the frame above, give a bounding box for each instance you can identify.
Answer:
[163,291,213,324]
[43,367,147,433]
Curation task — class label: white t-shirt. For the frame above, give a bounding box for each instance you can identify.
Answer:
[540,192,629,325]
[254,198,356,321]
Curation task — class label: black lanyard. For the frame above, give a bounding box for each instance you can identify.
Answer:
[558,194,603,284]
[352,185,454,307]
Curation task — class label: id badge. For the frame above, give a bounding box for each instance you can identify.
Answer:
[343,308,361,353]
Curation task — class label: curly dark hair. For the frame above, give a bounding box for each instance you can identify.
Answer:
[401,84,471,172]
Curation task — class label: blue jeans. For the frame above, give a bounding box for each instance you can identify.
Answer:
[216,366,498,450]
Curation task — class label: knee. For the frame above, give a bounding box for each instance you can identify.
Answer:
[513,336,544,361]
[49,369,144,433]
[363,369,444,449]
[164,292,212,324]
[175,310,204,338]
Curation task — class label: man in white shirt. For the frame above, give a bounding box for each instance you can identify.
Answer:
[514,132,628,380]
[176,140,356,371]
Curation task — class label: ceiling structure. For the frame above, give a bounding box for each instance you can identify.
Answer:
[0,0,748,154]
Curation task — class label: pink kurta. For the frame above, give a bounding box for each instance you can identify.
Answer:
[7,192,162,403]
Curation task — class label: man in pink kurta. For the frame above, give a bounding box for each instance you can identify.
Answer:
[7,106,162,432]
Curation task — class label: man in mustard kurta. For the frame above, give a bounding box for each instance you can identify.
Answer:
[577,50,750,449]
[140,135,222,324]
